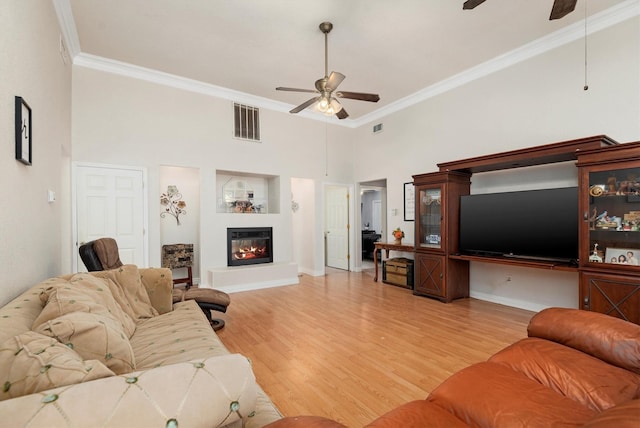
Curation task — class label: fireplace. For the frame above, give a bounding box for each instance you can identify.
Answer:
[227,227,273,266]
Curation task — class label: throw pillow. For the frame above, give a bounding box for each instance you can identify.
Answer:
[91,265,159,321]
[32,275,136,338]
[35,311,136,375]
[0,331,114,401]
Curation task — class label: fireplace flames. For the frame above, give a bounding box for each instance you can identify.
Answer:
[232,244,268,260]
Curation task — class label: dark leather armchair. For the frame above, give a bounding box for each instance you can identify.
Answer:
[79,237,123,271]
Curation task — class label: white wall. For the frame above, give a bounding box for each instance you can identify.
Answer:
[353,17,640,312]
[291,177,317,275]
[71,68,354,284]
[0,1,72,305]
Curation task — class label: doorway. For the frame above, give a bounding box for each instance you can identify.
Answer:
[73,163,148,272]
[359,179,387,271]
[325,184,350,271]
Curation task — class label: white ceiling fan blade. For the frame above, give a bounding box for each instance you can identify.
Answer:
[325,71,345,92]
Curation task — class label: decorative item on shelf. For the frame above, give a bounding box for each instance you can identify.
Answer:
[622,211,640,231]
[589,185,604,197]
[160,185,186,225]
[392,228,405,245]
[605,247,640,266]
[594,210,622,230]
[230,200,260,213]
[589,243,603,263]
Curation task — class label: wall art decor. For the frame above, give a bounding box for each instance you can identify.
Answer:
[160,185,187,225]
[404,182,415,221]
[15,96,32,165]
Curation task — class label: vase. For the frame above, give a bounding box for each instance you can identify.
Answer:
[394,238,402,245]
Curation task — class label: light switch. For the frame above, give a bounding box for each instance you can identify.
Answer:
[48,190,56,203]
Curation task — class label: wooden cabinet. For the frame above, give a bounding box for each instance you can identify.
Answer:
[580,271,640,324]
[576,141,640,323]
[410,135,640,323]
[412,171,470,302]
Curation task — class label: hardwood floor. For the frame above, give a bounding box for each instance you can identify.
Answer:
[216,267,534,427]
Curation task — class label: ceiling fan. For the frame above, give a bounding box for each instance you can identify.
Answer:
[276,22,380,120]
[463,0,578,20]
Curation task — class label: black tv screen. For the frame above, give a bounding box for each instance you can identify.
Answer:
[459,187,578,263]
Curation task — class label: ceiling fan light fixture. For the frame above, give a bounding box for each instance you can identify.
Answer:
[327,98,343,115]
[317,96,330,112]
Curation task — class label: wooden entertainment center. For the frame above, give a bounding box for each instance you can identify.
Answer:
[412,135,640,324]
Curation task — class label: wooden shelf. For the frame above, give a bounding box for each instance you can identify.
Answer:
[449,254,578,272]
[438,135,618,174]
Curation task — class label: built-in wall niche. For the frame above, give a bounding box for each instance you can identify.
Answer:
[216,170,280,214]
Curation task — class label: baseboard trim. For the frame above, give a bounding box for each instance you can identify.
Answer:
[470,291,551,313]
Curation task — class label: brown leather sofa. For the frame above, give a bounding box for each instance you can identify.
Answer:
[266,308,640,427]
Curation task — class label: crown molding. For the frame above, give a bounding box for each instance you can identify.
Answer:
[56,0,639,129]
[52,0,81,59]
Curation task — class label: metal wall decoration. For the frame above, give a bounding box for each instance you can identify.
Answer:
[15,96,32,165]
[160,185,187,225]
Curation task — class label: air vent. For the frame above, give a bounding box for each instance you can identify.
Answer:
[234,103,260,142]
[373,123,383,134]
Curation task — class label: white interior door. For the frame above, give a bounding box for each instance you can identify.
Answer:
[325,185,349,270]
[372,200,382,234]
[75,165,146,271]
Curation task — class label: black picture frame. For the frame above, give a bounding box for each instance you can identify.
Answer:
[15,96,32,165]
[404,182,415,221]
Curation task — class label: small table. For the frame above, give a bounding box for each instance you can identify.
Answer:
[373,242,414,282]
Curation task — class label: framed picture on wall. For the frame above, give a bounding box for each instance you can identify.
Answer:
[404,182,415,221]
[15,96,32,165]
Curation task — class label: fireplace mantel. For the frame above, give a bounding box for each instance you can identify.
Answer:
[208,262,299,293]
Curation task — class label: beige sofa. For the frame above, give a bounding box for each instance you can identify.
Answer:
[0,265,282,427]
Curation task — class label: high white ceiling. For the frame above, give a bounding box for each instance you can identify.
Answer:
[63,0,633,124]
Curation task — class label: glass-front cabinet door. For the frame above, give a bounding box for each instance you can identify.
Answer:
[418,186,443,249]
[586,166,640,268]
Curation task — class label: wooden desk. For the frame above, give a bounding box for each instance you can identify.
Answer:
[373,242,414,282]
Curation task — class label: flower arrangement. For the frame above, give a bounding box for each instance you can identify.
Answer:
[160,185,187,225]
[392,228,405,240]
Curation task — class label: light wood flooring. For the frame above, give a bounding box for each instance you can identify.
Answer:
[216,267,534,427]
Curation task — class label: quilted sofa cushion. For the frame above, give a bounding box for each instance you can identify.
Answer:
[32,275,136,338]
[130,300,228,369]
[490,337,640,412]
[34,311,136,374]
[0,354,258,428]
[0,331,114,401]
[89,264,159,320]
[138,267,174,314]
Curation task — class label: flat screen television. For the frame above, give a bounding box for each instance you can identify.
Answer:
[459,187,578,264]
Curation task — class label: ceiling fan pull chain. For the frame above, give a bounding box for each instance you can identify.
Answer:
[583,0,589,91]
